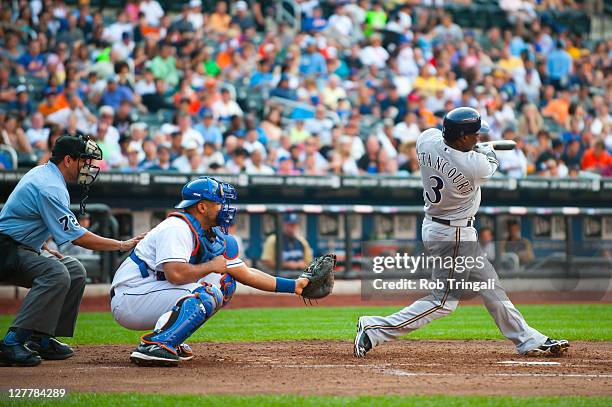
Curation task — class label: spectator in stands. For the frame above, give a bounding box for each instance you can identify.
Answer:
[517,103,544,138]
[150,44,179,87]
[47,93,96,134]
[201,141,225,170]
[8,86,33,118]
[303,7,327,32]
[138,138,157,169]
[270,75,297,101]
[226,147,249,174]
[122,143,141,172]
[208,1,231,35]
[305,105,334,145]
[232,1,257,31]
[358,136,381,174]
[100,75,134,111]
[261,213,313,272]
[140,0,165,27]
[546,40,573,90]
[542,89,571,127]
[277,155,300,175]
[141,78,174,113]
[93,119,122,169]
[289,119,311,145]
[246,146,274,175]
[17,39,47,78]
[212,88,243,122]
[25,112,49,152]
[148,143,176,171]
[497,128,527,178]
[299,37,327,77]
[1,115,31,156]
[581,140,612,173]
[194,109,223,148]
[260,108,283,144]
[501,220,534,266]
[38,89,67,118]
[359,33,389,69]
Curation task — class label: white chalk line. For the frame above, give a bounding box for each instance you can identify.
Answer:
[499,361,561,365]
[381,368,612,379]
[248,363,612,379]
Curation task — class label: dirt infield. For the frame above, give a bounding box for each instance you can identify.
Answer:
[1,340,610,396]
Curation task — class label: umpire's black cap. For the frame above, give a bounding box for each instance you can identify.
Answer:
[51,133,102,162]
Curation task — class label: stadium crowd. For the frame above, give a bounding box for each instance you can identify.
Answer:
[0,0,610,178]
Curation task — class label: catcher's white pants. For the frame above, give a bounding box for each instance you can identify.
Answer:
[111,273,222,331]
[360,219,547,354]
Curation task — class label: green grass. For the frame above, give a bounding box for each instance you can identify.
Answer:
[1,393,611,407]
[0,304,610,345]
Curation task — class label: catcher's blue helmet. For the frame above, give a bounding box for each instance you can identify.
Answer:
[175,177,237,232]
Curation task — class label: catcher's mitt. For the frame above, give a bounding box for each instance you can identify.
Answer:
[300,253,336,300]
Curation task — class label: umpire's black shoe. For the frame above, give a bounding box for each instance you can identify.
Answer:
[26,336,74,360]
[524,338,570,357]
[354,317,373,358]
[0,342,42,367]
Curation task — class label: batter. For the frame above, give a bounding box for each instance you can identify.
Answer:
[354,107,569,358]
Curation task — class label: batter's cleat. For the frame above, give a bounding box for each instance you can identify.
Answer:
[130,343,179,367]
[177,343,194,361]
[0,342,42,367]
[354,317,372,358]
[524,338,570,357]
[26,336,74,360]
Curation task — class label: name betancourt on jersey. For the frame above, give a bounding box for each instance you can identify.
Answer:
[417,151,474,194]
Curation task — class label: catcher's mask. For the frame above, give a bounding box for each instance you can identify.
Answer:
[51,133,103,214]
[175,177,237,233]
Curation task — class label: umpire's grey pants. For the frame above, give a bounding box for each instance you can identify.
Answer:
[1,245,86,337]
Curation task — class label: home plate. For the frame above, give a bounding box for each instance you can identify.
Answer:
[499,361,561,366]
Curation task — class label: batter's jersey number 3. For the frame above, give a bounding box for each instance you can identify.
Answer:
[425,176,444,204]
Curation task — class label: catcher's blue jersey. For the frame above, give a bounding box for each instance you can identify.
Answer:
[0,162,86,250]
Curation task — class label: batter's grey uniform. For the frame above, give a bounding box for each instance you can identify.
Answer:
[360,128,547,354]
[0,162,87,337]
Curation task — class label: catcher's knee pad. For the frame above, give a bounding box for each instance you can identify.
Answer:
[219,274,236,306]
[142,286,221,351]
[192,282,224,315]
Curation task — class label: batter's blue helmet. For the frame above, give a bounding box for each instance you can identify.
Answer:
[442,107,485,141]
[175,177,237,232]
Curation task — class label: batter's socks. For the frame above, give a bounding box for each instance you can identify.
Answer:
[3,328,33,345]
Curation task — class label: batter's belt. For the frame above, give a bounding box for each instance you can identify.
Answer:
[426,216,474,228]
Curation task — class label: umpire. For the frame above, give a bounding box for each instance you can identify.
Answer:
[0,134,144,367]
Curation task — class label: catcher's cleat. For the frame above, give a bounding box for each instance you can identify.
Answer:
[26,336,74,360]
[177,343,194,361]
[354,317,372,358]
[130,343,179,367]
[524,338,569,357]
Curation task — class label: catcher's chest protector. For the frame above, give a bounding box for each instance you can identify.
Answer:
[167,212,226,264]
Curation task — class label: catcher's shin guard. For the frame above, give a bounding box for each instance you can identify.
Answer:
[141,283,223,352]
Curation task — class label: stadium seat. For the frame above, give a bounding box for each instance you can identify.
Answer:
[0,145,18,169]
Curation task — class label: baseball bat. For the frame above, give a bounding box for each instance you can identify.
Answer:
[475,140,517,151]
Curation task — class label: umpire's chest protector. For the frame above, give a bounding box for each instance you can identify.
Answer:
[167,212,233,264]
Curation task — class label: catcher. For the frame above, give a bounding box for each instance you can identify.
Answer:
[110,176,335,366]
